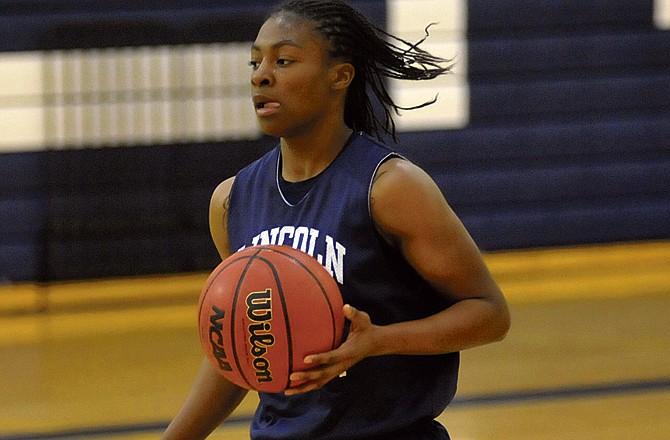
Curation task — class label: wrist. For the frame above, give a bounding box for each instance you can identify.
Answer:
[369,323,400,357]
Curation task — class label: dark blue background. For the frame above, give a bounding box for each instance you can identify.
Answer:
[1,0,669,281]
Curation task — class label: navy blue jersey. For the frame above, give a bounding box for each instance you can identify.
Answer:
[227,132,458,440]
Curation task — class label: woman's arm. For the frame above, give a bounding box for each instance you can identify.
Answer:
[162,177,249,440]
[286,158,510,394]
[162,359,248,440]
[366,158,511,354]
[208,177,236,260]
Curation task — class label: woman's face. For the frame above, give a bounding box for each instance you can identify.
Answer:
[250,14,343,138]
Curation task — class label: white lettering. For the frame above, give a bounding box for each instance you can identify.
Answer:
[252,230,270,246]
[277,226,294,246]
[269,227,280,245]
[292,226,310,253]
[307,228,319,256]
[247,226,345,285]
[325,235,346,284]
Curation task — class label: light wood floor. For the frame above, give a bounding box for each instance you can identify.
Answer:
[1,241,669,439]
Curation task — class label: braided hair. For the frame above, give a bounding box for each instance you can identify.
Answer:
[271,0,453,141]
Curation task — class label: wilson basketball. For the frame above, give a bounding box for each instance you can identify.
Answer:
[197,244,345,393]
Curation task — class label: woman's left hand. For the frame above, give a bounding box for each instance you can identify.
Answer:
[284,304,376,395]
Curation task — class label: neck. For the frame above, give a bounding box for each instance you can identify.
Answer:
[280,124,354,182]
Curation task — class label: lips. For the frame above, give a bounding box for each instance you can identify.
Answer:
[253,95,281,117]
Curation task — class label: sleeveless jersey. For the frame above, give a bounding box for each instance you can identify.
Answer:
[227,132,459,440]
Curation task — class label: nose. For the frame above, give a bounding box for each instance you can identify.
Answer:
[251,60,272,87]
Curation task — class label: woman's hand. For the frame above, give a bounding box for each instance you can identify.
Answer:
[284,305,376,395]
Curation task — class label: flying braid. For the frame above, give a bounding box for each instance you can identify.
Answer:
[271,0,453,141]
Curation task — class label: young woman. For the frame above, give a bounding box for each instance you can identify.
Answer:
[163,1,510,439]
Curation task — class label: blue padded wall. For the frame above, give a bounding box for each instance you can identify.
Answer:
[0,0,668,281]
[397,0,670,250]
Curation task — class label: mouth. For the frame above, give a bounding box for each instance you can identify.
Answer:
[253,95,272,108]
[253,96,281,116]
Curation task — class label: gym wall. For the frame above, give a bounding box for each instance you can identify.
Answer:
[1,0,669,282]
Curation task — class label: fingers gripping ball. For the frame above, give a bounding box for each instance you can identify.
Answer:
[198,245,345,393]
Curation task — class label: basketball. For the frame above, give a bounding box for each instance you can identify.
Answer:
[197,244,345,393]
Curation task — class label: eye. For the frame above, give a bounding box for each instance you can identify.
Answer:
[276,58,292,66]
[248,60,260,70]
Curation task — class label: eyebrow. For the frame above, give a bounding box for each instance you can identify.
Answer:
[251,39,303,51]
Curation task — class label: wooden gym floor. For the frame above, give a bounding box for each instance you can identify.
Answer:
[1,240,669,440]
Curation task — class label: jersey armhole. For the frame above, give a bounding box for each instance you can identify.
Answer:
[367,153,406,245]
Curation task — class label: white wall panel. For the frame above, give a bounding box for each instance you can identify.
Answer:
[387,0,469,131]
[655,0,670,29]
[0,43,259,152]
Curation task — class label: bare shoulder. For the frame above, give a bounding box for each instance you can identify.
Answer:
[372,157,442,203]
[374,156,427,183]
[212,176,236,201]
[370,157,448,237]
[209,176,236,259]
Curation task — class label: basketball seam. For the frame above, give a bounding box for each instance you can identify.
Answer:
[229,252,260,390]
[266,246,341,350]
[253,253,294,391]
[197,257,241,327]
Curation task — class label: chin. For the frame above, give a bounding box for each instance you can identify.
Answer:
[257,122,302,140]
[258,127,283,139]
[256,120,284,138]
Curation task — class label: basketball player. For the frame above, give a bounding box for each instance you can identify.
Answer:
[163,1,510,438]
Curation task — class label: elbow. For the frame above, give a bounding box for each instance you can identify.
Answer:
[492,302,511,342]
[477,296,511,345]
[461,296,511,350]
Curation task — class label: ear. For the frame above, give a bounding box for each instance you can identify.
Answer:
[330,62,355,91]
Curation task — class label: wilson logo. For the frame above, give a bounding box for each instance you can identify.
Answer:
[246,289,274,384]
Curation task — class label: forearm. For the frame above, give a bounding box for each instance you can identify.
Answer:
[371,296,510,356]
[162,358,248,440]
[288,298,509,395]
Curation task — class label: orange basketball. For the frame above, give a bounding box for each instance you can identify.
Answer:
[197,244,345,393]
